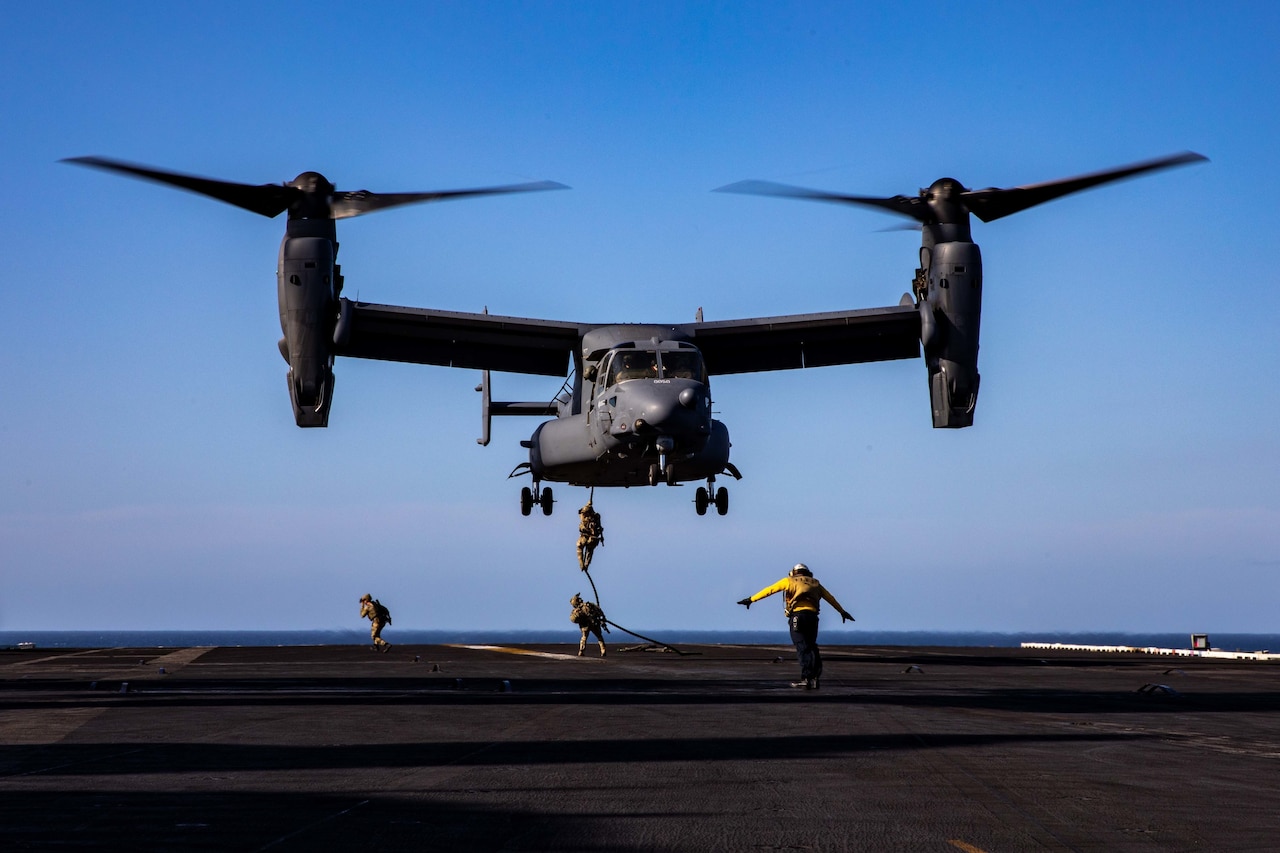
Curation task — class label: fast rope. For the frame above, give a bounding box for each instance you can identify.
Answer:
[581,562,696,656]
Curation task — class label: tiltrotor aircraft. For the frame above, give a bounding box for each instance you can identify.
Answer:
[66,152,1205,517]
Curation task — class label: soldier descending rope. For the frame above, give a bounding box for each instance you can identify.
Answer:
[576,501,604,570]
[569,593,609,657]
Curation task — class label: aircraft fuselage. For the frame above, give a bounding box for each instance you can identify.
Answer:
[526,334,731,488]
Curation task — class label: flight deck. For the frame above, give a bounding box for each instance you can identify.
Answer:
[2,642,1278,851]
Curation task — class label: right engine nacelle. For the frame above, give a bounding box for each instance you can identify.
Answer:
[921,240,982,428]
[277,236,337,427]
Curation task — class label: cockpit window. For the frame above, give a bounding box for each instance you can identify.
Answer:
[659,351,705,382]
[607,350,659,384]
[600,348,706,385]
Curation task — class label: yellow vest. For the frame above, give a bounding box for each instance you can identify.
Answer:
[784,576,823,615]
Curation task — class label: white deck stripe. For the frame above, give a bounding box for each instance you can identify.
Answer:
[445,644,590,661]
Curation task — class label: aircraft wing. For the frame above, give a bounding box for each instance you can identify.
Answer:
[335,298,921,377]
[690,303,921,374]
[334,299,581,377]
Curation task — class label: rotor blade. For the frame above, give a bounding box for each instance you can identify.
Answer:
[715,179,931,223]
[329,180,570,219]
[960,151,1208,223]
[62,156,299,218]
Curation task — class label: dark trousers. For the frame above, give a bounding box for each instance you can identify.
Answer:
[788,611,822,680]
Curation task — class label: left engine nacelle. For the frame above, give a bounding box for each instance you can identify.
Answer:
[277,236,337,427]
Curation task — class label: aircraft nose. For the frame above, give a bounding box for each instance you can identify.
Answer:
[627,384,701,433]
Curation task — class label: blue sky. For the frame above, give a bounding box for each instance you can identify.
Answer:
[3,2,1277,634]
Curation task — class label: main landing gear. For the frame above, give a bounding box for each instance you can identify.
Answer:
[694,480,728,516]
[520,483,554,516]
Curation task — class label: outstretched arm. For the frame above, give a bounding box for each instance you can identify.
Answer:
[738,577,788,608]
[820,587,854,622]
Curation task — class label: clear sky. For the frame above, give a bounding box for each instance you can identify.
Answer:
[2,2,1277,634]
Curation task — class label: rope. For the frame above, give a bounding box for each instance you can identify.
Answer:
[603,618,698,656]
[581,563,696,656]
[584,564,602,606]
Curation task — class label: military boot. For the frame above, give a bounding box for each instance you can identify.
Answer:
[598,641,607,658]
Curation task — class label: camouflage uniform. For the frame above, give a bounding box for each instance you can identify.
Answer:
[569,593,608,657]
[359,593,392,652]
[576,503,604,570]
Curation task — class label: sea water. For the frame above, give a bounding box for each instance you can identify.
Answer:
[2,629,1277,652]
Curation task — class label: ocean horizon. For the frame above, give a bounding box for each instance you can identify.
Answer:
[3,629,1277,652]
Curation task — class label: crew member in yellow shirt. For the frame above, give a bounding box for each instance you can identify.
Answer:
[738,563,853,689]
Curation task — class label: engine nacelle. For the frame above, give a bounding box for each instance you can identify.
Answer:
[277,236,337,427]
[922,241,982,428]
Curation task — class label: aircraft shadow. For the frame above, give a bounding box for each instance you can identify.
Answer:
[0,730,1146,778]
[3,677,1277,715]
[0,789,643,853]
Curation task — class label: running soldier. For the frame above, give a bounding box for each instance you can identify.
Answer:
[359,593,392,653]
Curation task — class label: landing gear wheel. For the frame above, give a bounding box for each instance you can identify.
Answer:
[648,463,659,487]
[715,486,729,516]
[695,486,709,516]
[520,487,533,516]
[541,486,555,516]
[665,464,677,486]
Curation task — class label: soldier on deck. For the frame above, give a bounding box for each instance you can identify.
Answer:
[569,593,608,657]
[577,501,605,570]
[359,593,392,653]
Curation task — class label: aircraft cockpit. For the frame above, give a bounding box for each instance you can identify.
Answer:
[608,350,658,384]
[659,350,706,382]
[599,346,707,387]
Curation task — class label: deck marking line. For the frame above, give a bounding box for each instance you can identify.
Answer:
[445,644,585,661]
[947,840,988,853]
